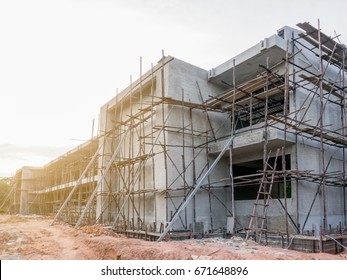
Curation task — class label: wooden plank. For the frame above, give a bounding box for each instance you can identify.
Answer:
[297,22,345,56]
[297,22,347,67]
[299,74,344,100]
[269,115,347,146]
[208,73,283,108]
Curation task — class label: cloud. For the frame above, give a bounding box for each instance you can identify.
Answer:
[0,143,72,160]
[0,143,73,177]
[0,144,26,160]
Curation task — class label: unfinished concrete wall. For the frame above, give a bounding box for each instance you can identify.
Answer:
[17,166,42,215]
[96,56,234,233]
[96,57,172,230]
[164,58,230,232]
[13,23,346,240]
[291,39,347,233]
[205,24,347,237]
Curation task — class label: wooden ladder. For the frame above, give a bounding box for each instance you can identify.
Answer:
[246,148,280,242]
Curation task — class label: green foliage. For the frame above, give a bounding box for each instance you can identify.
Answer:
[0,177,14,186]
[0,177,15,207]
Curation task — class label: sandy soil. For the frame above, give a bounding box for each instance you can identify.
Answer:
[0,214,346,260]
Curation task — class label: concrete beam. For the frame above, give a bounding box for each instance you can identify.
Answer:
[207,26,302,88]
[208,126,295,157]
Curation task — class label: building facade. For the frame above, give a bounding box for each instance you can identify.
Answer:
[8,22,347,241]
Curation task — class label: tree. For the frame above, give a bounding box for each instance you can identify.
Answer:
[0,177,15,211]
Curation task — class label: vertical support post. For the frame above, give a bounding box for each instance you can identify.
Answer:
[160,50,169,223]
[342,47,347,226]
[318,19,327,231]
[150,63,157,230]
[189,108,197,230]
[129,75,133,230]
[231,59,236,134]
[181,88,187,229]
[140,56,145,227]
[229,58,237,234]
[206,127,213,231]
[263,57,270,244]
[229,146,235,234]
[196,80,214,231]
[118,89,124,230]
[319,225,323,253]
[99,103,110,224]
[291,33,300,233]
[283,39,290,243]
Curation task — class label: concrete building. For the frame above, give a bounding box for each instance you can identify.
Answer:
[13,166,42,215]
[13,139,98,223]
[6,22,347,246]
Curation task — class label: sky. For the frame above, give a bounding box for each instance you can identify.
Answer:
[0,0,347,177]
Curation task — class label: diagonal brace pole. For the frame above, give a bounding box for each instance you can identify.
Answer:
[51,144,102,225]
[157,134,236,241]
[75,126,131,227]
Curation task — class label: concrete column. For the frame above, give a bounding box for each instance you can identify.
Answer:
[19,180,29,215]
[96,105,113,223]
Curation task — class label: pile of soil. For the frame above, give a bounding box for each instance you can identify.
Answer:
[0,214,345,260]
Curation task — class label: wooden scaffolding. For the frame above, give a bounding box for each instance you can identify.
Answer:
[7,21,346,248]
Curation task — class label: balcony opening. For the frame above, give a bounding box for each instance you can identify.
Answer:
[233,154,291,200]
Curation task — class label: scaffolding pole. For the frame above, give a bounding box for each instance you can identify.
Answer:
[157,134,236,241]
[51,144,102,226]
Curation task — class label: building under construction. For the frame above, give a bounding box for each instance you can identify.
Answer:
[4,22,347,252]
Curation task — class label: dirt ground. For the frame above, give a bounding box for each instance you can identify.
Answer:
[0,214,346,260]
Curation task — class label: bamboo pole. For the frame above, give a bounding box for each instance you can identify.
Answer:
[75,124,132,227]
[160,50,169,223]
[150,63,157,228]
[342,44,347,226]
[318,19,328,231]
[158,134,237,242]
[181,89,187,229]
[51,145,102,226]
[189,108,197,229]
[111,105,175,229]
[283,39,290,243]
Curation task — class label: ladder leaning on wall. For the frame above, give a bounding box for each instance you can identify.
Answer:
[246,148,280,243]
